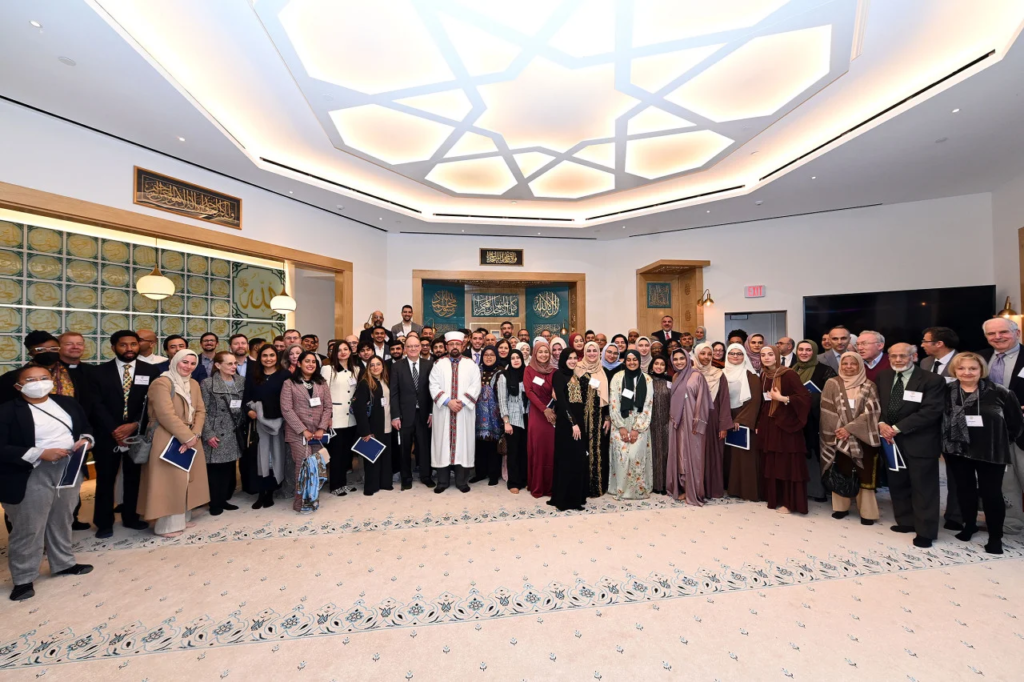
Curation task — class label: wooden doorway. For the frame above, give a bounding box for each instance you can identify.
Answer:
[636,259,710,335]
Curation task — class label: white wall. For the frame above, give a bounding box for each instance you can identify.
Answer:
[386,193,996,342]
[0,101,388,324]
[992,173,1024,306]
[292,267,336,345]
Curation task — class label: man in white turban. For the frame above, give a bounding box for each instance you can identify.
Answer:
[428,332,482,493]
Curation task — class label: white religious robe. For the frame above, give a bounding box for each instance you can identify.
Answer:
[429,356,482,468]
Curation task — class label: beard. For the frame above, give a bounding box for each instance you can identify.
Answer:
[115,350,137,362]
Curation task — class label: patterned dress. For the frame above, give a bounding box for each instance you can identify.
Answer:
[581,372,609,497]
[609,372,655,500]
[649,376,671,494]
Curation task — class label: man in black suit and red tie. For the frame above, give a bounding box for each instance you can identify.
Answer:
[87,330,161,539]
[650,315,682,345]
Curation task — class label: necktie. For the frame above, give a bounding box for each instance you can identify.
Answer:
[931,360,940,373]
[886,371,905,424]
[122,362,133,420]
[991,353,1007,386]
[411,361,419,388]
[781,356,787,367]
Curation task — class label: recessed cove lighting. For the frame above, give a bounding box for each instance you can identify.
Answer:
[30,20,42,28]
[57,56,76,66]
[952,108,960,113]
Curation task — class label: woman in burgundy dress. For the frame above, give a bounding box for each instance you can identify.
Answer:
[524,338,556,498]
[757,344,812,514]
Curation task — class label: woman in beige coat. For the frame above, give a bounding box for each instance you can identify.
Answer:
[137,349,209,537]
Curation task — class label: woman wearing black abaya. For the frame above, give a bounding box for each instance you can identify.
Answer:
[549,348,590,511]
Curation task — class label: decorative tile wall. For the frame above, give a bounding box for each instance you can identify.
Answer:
[0,219,285,370]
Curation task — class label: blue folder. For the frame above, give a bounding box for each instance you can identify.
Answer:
[159,437,198,472]
[351,436,386,464]
[57,443,88,489]
[724,425,751,450]
[803,380,821,394]
[881,439,906,471]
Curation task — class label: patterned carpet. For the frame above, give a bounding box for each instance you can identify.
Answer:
[1,478,1022,681]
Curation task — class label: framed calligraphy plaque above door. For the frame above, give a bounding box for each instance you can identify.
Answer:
[479,248,523,266]
[133,167,242,229]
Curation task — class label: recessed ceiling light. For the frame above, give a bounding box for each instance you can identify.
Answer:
[379,217,383,221]
[461,229,465,232]
[755,200,763,205]
[336,204,344,210]
[952,108,960,113]
[288,190,293,194]
[935,137,948,144]
[811,176,817,180]
[30,20,42,28]
[706,209,711,213]
[57,56,76,66]
[537,232,541,235]
[622,225,626,229]
[177,136,185,142]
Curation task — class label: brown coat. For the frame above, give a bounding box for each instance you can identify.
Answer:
[137,376,210,521]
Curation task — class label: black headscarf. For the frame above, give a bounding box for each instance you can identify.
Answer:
[480,345,500,386]
[558,344,577,377]
[619,349,648,418]
[503,349,525,396]
[648,354,670,380]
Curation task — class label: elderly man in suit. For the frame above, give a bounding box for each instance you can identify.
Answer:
[919,326,963,529]
[650,315,682,345]
[390,336,435,490]
[391,305,424,339]
[978,317,1024,535]
[877,342,946,548]
[818,325,853,372]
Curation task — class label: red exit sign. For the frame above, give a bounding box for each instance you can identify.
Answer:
[745,285,766,298]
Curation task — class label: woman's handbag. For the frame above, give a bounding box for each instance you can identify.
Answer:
[821,464,859,498]
[126,394,154,465]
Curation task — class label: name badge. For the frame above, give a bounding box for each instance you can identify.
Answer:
[381,398,388,407]
[589,378,600,389]
[763,392,772,401]
[1018,366,1024,379]
[903,390,923,403]
[349,377,357,386]
[846,398,855,409]
[532,376,545,386]
[666,382,672,389]
[309,397,322,407]
[966,415,984,427]
[229,399,242,409]
[134,375,150,385]
[945,376,956,384]
[622,388,635,400]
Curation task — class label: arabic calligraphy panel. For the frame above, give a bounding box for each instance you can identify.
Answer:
[470,293,520,318]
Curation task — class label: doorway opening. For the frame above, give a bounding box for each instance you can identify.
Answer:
[724,311,788,344]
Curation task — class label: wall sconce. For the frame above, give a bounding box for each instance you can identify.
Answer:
[997,296,1018,319]
[697,289,714,308]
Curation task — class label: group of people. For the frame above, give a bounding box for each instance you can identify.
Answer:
[3,306,1023,602]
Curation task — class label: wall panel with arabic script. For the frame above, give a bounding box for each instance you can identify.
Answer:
[133,167,242,229]
[470,293,520,318]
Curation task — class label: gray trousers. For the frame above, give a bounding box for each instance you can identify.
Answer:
[1001,443,1024,534]
[436,465,469,490]
[2,459,80,585]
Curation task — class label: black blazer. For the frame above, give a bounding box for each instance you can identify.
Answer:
[0,361,93,405]
[88,359,162,438]
[876,367,946,458]
[359,328,394,347]
[650,330,682,344]
[390,356,433,424]
[353,380,387,440]
[0,395,92,504]
[978,346,1024,446]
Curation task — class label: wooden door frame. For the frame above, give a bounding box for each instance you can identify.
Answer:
[0,181,354,338]
[636,259,711,332]
[412,269,586,332]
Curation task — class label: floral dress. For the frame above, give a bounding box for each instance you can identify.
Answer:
[608,372,655,500]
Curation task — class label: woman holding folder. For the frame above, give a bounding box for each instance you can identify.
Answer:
[352,355,393,496]
[0,364,95,601]
[723,343,762,501]
[200,352,245,516]
[791,340,836,502]
[138,349,209,537]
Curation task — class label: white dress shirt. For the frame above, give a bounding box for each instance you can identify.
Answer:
[115,358,137,382]
[781,352,794,367]
[138,353,167,365]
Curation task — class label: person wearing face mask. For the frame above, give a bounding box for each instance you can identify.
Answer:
[88,330,161,538]
[0,364,96,601]
[877,342,946,548]
[0,332,67,404]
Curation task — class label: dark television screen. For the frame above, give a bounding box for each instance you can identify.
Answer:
[803,285,996,352]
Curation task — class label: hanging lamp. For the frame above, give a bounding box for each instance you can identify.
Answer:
[270,283,297,315]
[137,239,176,300]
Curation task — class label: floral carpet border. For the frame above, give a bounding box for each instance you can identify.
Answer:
[1,540,1019,669]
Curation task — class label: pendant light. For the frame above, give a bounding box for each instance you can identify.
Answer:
[137,239,176,300]
[270,283,297,315]
[997,296,1018,319]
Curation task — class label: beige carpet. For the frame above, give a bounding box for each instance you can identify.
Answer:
[1,479,1022,681]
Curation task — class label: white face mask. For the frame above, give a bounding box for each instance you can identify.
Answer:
[19,380,54,399]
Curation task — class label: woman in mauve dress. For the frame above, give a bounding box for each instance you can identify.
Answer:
[693,343,732,498]
[667,349,711,504]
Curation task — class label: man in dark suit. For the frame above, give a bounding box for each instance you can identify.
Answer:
[650,315,682,345]
[462,329,486,365]
[153,335,188,374]
[390,335,434,489]
[979,317,1024,535]
[877,342,946,548]
[88,330,162,538]
[919,326,962,529]
[229,334,259,379]
[359,312,394,346]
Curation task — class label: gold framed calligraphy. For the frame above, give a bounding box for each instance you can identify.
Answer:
[133,167,242,229]
[479,248,524,267]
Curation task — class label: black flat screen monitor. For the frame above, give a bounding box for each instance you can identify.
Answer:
[803,285,996,353]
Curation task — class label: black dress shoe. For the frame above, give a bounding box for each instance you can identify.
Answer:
[860,518,875,526]
[832,511,849,519]
[434,486,447,494]
[210,508,223,516]
[890,525,914,534]
[421,479,436,488]
[488,480,500,486]
[381,486,394,491]
[912,536,932,548]
[985,539,1003,554]
[222,503,239,511]
[468,475,486,484]
[943,520,965,531]
[955,527,977,542]
[252,497,264,510]
[71,520,91,531]
[9,583,34,601]
[458,485,471,493]
[122,520,149,531]
[401,482,412,490]
[54,563,93,576]
[95,528,113,539]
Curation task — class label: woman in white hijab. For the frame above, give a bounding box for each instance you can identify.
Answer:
[137,349,210,537]
[721,343,763,501]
